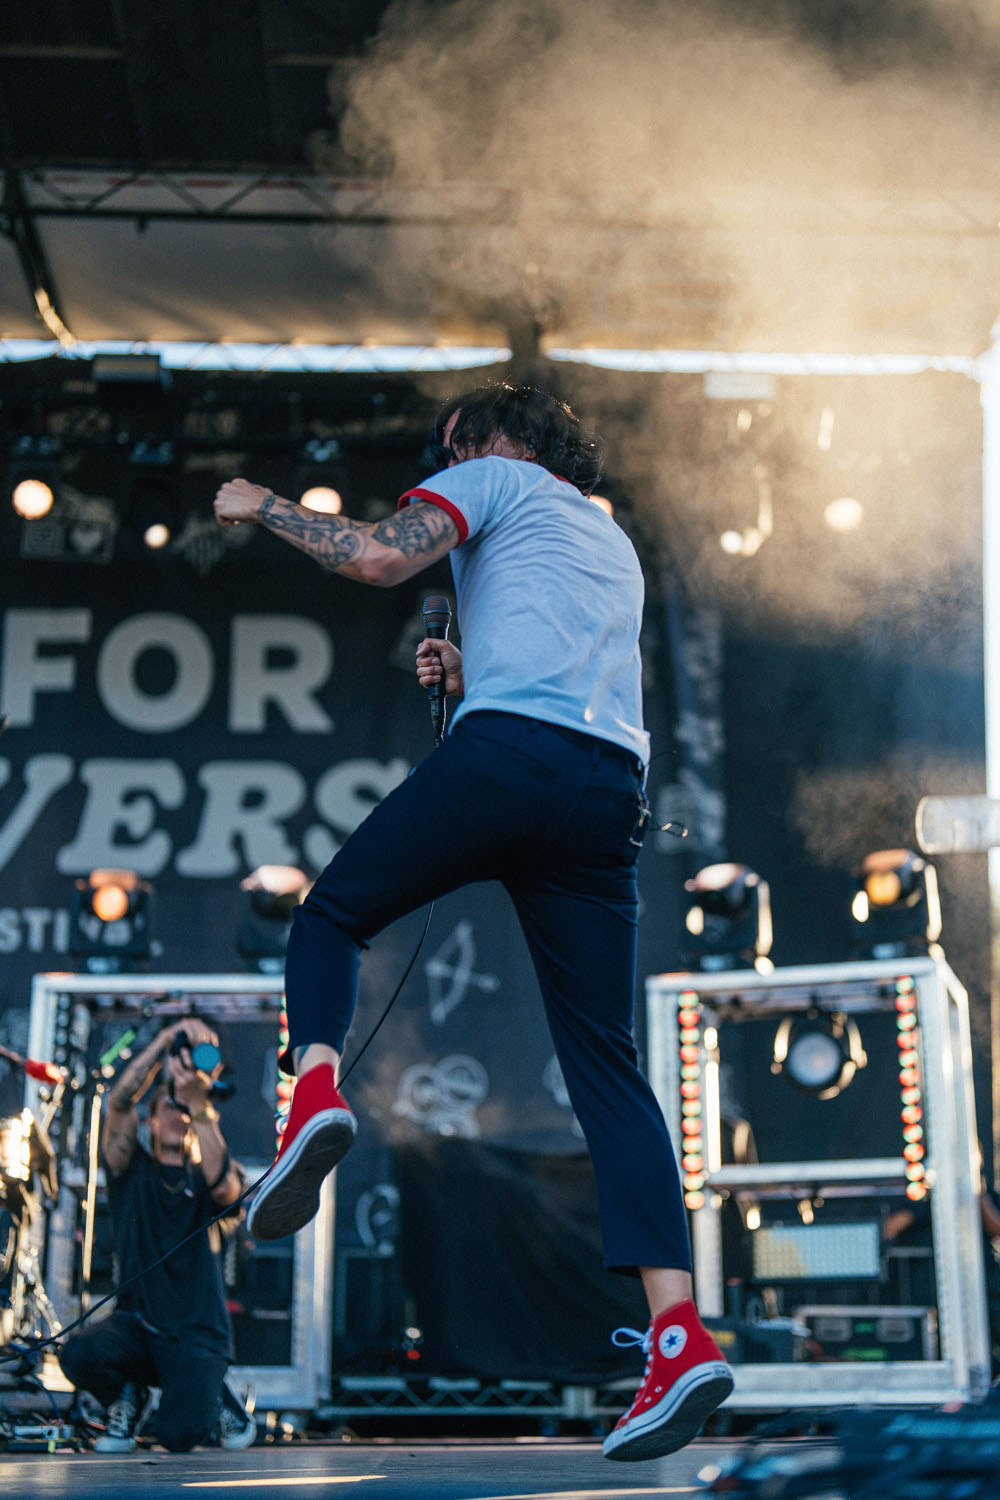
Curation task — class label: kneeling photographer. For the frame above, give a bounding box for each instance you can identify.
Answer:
[59,1018,254,1453]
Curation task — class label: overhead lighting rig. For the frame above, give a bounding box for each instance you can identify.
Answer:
[850,849,941,959]
[682,862,773,973]
[68,868,155,973]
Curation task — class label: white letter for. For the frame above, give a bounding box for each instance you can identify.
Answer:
[0,755,76,871]
[97,614,213,732]
[1,609,90,725]
[304,757,410,870]
[56,759,185,876]
[229,616,334,732]
[175,761,306,877]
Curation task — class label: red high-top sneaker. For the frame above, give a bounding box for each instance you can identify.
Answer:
[247,1064,356,1241]
[602,1299,733,1461]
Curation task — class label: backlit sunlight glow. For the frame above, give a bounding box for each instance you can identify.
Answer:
[824,497,864,532]
[547,348,981,378]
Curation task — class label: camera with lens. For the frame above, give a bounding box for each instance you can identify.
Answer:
[170,1029,222,1075]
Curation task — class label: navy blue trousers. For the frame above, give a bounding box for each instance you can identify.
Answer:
[285,710,691,1274]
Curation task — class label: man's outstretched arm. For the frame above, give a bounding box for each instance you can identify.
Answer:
[213,480,458,586]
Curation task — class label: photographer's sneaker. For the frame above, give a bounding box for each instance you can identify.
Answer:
[247,1064,356,1241]
[602,1300,733,1462]
[94,1382,149,1453]
[217,1383,257,1451]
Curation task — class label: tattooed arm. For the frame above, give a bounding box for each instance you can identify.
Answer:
[102,1022,182,1177]
[213,480,458,586]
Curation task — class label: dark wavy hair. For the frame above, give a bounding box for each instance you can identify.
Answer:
[430,382,605,494]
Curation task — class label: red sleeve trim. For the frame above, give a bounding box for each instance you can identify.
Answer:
[397,487,469,544]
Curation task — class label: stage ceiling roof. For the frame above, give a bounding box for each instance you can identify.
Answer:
[1,0,999,362]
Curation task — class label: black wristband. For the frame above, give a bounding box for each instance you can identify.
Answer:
[206,1150,231,1193]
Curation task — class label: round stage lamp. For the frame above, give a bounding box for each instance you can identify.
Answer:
[296,437,346,516]
[784,1027,846,1092]
[237,865,311,972]
[12,477,55,519]
[143,521,171,550]
[128,466,178,550]
[851,848,941,959]
[682,862,772,973]
[300,485,342,514]
[91,877,132,924]
[69,868,154,972]
[771,1009,867,1100]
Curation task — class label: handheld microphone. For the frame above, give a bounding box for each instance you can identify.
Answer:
[422,595,452,744]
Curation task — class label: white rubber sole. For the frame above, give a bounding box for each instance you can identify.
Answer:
[246,1107,356,1241]
[602,1360,734,1461]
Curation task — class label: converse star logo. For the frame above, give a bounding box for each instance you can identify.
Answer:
[658,1324,687,1359]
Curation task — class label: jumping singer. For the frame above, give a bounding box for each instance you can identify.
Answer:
[213,381,733,1460]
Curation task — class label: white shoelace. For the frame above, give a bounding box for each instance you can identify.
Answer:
[610,1324,653,1376]
[610,1325,651,1351]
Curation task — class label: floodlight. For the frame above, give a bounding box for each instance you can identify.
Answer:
[771,1006,867,1099]
[12,476,55,519]
[301,485,342,515]
[237,865,311,972]
[850,849,941,959]
[8,436,61,519]
[69,869,154,972]
[127,441,179,549]
[682,863,773,972]
[296,439,345,514]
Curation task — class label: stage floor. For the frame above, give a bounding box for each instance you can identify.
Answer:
[0,1436,744,1499]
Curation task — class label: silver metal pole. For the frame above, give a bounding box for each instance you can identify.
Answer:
[980,326,1000,1175]
[80,1088,103,1310]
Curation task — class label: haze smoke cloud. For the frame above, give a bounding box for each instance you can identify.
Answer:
[314,0,990,659]
[317,0,1000,349]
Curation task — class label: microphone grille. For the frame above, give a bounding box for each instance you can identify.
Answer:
[423,595,452,628]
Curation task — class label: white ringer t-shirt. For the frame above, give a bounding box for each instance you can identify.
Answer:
[398,455,649,766]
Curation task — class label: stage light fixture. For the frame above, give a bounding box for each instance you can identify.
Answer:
[296,439,345,514]
[301,484,342,514]
[69,869,154,973]
[12,476,55,519]
[850,848,941,959]
[8,436,61,519]
[237,864,311,973]
[127,440,179,549]
[682,862,773,972]
[771,1005,867,1100]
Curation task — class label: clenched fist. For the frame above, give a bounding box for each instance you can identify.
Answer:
[214,478,273,527]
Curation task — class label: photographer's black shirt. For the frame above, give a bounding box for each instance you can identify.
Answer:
[107,1145,243,1357]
